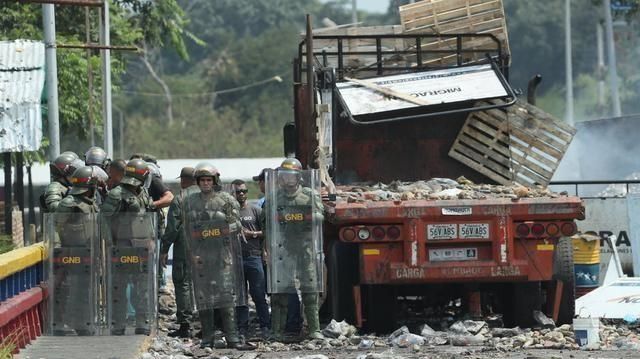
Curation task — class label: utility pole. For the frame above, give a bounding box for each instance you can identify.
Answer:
[99,0,113,158]
[352,0,357,27]
[564,0,574,126]
[603,0,622,117]
[43,4,60,160]
[596,21,605,111]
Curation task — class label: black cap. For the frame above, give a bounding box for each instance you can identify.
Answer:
[177,166,195,179]
[252,168,269,181]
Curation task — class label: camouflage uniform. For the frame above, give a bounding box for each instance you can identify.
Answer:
[101,173,155,334]
[183,189,244,347]
[51,166,99,335]
[161,185,198,332]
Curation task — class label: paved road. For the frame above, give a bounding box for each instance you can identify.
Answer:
[17,335,151,359]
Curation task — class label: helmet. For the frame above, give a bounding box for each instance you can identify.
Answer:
[120,159,150,187]
[194,162,221,185]
[278,158,303,171]
[277,158,302,189]
[68,166,98,195]
[50,153,77,178]
[85,146,109,167]
[61,151,79,160]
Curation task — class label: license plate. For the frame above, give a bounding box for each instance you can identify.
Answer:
[427,224,457,240]
[459,223,489,239]
[429,248,478,262]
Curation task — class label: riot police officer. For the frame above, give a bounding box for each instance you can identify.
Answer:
[161,167,197,338]
[41,153,79,212]
[263,158,325,341]
[101,158,156,335]
[52,166,100,335]
[182,163,253,350]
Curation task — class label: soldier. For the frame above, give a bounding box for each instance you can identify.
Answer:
[51,166,100,335]
[106,159,127,190]
[101,159,157,335]
[41,153,79,212]
[85,146,110,202]
[263,158,324,341]
[161,167,197,338]
[182,162,254,350]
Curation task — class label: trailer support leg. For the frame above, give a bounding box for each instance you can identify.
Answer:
[466,291,482,318]
[547,280,564,323]
[353,285,362,327]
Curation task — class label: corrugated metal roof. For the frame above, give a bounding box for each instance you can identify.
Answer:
[0,40,45,152]
[0,70,45,106]
[0,40,45,70]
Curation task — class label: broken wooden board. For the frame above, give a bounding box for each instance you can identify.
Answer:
[448,99,576,187]
[400,0,510,66]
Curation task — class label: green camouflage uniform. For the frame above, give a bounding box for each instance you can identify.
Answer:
[44,180,69,212]
[52,193,98,335]
[263,185,324,340]
[161,185,199,326]
[100,184,155,333]
[183,190,243,346]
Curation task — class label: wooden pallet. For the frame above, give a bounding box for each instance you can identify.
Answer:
[400,0,510,66]
[448,99,576,187]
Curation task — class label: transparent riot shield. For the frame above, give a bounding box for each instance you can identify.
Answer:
[43,213,99,336]
[183,193,246,310]
[101,212,157,335]
[265,168,324,294]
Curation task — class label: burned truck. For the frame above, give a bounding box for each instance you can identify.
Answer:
[285,24,583,332]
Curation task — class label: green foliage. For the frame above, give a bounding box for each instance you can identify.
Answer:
[0,235,14,255]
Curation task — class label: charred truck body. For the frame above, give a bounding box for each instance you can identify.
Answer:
[287,28,583,331]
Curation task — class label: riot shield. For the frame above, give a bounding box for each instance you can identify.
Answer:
[43,213,99,336]
[265,168,324,294]
[101,212,157,335]
[183,194,246,310]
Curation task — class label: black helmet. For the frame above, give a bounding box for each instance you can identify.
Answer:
[68,166,98,195]
[194,162,221,185]
[85,146,109,167]
[50,153,77,178]
[120,159,150,186]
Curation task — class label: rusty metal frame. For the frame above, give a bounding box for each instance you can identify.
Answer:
[57,43,138,51]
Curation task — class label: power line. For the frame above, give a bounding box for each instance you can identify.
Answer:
[118,73,287,98]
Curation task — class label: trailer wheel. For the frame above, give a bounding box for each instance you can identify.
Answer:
[552,236,575,325]
[327,241,358,323]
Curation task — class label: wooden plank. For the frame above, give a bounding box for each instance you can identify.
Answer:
[407,12,504,34]
[449,148,512,183]
[343,77,430,106]
[403,4,502,27]
[450,98,575,186]
[400,0,501,23]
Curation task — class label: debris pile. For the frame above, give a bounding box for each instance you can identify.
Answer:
[335,177,566,203]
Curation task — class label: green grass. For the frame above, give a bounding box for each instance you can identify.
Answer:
[0,235,15,255]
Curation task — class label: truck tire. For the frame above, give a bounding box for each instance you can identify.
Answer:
[327,241,358,324]
[552,236,575,325]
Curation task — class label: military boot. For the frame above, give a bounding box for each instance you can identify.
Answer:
[302,293,323,340]
[220,307,256,350]
[168,323,190,338]
[269,294,288,342]
[199,309,216,348]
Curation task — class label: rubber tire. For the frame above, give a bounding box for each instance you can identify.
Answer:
[326,241,358,324]
[552,236,576,325]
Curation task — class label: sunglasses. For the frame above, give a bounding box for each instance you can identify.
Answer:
[235,189,248,194]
